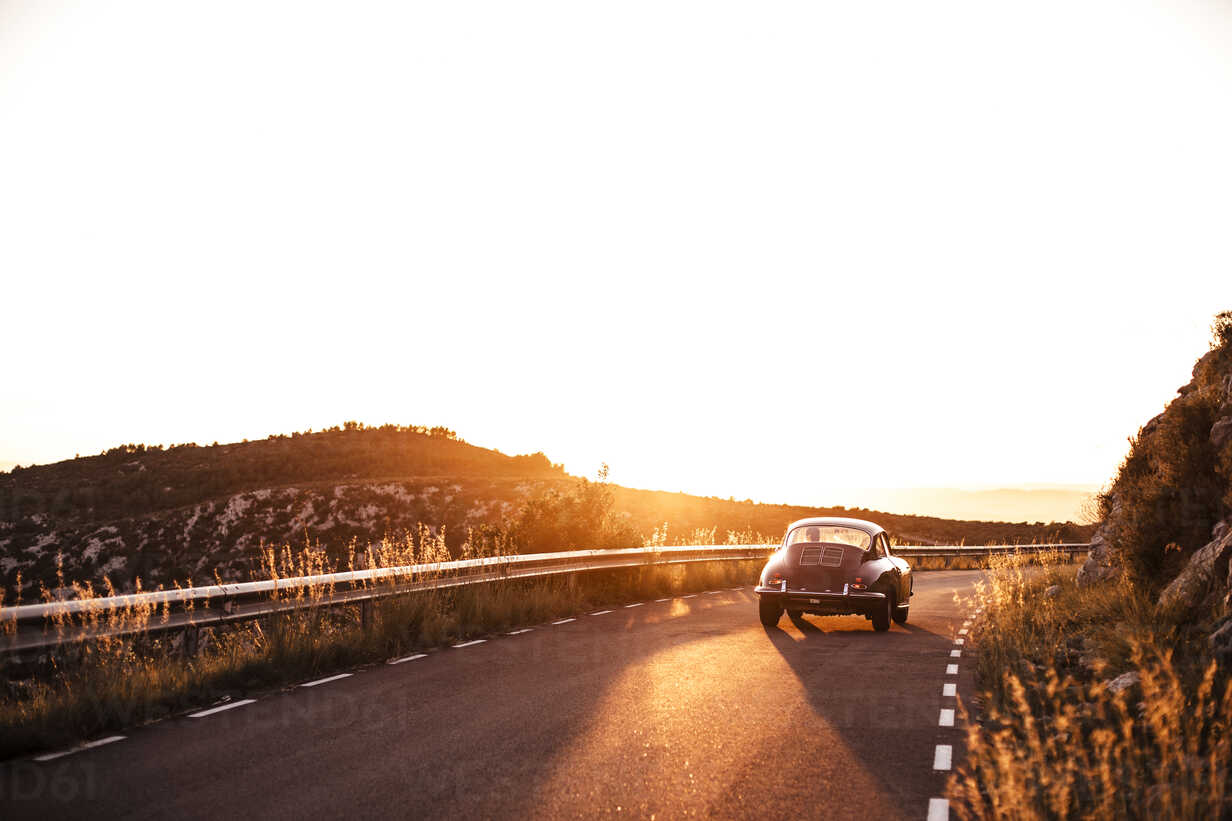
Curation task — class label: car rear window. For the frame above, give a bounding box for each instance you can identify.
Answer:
[785,526,871,550]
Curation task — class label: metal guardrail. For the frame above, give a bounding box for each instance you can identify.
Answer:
[0,542,1090,657]
[893,542,1091,559]
[0,544,773,657]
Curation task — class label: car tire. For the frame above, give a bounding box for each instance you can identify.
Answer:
[893,602,909,625]
[872,593,893,632]
[759,597,784,627]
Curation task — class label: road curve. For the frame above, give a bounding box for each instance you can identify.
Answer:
[0,570,986,820]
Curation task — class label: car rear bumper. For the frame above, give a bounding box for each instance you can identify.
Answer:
[754,584,886,615]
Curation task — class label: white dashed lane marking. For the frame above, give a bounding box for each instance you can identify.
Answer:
[34,735,125,762]
[946,664,959,675]
[933,744,953,771]
[507,629,534,635]
[681,595,697,599]
[942,683,957,697]
[655,598,671,602]
[590,610,612,616]
[300,673,352,688]
[950,649,962,658]
[954,638,965,645]
[958,628,968,635]
[189,699,256,718]
[927,797,950,820]
[939,708,956,727]
[552,618,576,625]
[453,640,486,648]
[388,653,428,664]
[624,603,643,608]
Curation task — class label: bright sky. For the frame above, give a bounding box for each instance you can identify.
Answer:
[1,0,1229,516]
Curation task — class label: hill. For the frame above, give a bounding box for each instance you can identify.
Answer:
[0,423,1092,597]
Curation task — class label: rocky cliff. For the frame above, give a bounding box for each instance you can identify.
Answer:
[1077,311,1232,661]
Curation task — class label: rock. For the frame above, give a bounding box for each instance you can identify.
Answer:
[1157,523,1232,617]
[1211,415,1232,451]
[1104,671,1140,694]
[1077,524,1121,587]
[1211,619,1232,668]
[1226,559,1232,611]
[1140,412,1165,439]
[1044,584,1061,598]
[1193,349,1218,382]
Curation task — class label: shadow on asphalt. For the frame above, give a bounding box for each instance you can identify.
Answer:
[761,606,955,818]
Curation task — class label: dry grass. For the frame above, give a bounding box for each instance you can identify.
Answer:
[0,529,763,761]
[949,550,1232,819]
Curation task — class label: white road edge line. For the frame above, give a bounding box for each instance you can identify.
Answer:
[388,653,428,664]
[189,699,257,718]
[946,663,959,675]
[35,735,126,762]
[951,649,962,658]
[453,639,486,648]
[943,683,957,697]
[933,744,953,771]
[624,603,644,608]
[939,708,956,727]
[927,797,950,820]
[301,673,353,688]
[552,618,576,625]
[507,628,534,635]
[590,610,612,616]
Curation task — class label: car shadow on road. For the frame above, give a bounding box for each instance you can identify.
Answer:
[759,609,958,819]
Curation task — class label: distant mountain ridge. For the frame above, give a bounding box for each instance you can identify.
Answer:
[0,424,1093,597]
[826,486,1098,525]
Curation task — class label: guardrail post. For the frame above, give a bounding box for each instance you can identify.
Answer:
[183,625,200,658]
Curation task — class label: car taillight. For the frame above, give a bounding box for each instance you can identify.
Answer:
[850,576,867,590]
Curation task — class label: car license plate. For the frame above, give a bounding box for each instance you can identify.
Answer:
[809,598,820,604]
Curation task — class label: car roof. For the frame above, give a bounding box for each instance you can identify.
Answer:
[783,517,886,537]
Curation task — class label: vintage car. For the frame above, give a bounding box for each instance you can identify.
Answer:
[755,517,912,631]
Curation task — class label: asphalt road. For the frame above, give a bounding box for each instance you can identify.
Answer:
[0,570,986,820]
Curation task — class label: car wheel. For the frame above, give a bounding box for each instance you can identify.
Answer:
[759,596,784,627]
[892,601,909,625]
[871,593,893,632]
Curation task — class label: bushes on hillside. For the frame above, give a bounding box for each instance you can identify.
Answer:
[503,465,639,552]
